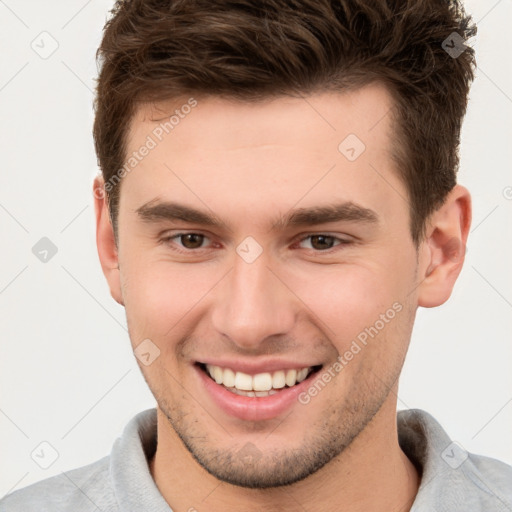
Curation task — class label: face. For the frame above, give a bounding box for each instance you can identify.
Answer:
[105,85,424,487]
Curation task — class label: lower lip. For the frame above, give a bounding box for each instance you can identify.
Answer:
[196,365,318,421]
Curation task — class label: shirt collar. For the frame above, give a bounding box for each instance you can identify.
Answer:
[110,408,507,512]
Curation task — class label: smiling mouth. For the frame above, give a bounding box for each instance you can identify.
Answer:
[197,363,323,397]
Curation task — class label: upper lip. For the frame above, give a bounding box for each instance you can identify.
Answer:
[197,358,322,375]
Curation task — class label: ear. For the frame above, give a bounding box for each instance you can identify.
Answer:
[93,176,124,306]
[417,184,471,308]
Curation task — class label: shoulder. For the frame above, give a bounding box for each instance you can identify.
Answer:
[0,456,117,512]
[0,409,160,512]
[464,452,512,506]
[398,409,512,511]
[427,452,512,511]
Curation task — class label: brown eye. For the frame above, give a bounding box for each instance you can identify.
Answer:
[179,233,205,249]
[307,235,337,251]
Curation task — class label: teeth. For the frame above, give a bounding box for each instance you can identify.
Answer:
[296,368,309,382]
[234,372,253,391]
[285,369,297,387]
[205,364,314,392]
[223,368,235,388]
[230,388,278,397]
[253,372,272,391]
[212,365,223,384]
[272,370,286,389]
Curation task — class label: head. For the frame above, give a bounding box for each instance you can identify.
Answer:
[93,0,475,488]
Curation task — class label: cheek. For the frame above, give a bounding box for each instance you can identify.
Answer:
[120,258,220,340]
[287,261,412,351]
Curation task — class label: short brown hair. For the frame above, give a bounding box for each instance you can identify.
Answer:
[93,0,477,244]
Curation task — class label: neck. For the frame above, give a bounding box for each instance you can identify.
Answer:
[150,395,420,512]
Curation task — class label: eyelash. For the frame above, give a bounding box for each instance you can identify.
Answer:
[160,232,352,254]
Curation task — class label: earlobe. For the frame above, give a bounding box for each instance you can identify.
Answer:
[417,185,471,308]
[93,176,124,306]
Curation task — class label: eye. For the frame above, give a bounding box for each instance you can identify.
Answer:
[296,234,349,251]
[162,233,211,251]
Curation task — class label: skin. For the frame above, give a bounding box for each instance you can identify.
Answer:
[94,83,471,512]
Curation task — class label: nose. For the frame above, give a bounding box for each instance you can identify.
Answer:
[210,251,296,351]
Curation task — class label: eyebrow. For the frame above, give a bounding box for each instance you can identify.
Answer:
[135,200,379,231]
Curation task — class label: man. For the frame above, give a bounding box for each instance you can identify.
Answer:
[1,0,511,510]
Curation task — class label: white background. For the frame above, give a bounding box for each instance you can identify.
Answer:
[0,0,511,497]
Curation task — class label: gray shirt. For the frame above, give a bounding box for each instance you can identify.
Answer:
[1,408,511,511]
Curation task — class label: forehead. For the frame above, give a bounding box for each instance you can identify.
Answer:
[128,83,394,153]
[120,84,405,229]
